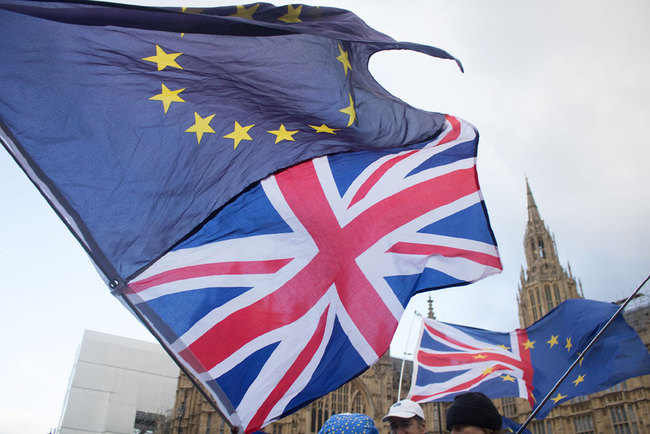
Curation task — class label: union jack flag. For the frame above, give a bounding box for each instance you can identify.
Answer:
[408,299,650,419]
[124,116,502,432]
[408,317,535,405]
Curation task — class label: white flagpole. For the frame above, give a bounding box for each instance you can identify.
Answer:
[398,310,422,400]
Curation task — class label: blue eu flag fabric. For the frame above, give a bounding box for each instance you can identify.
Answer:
[409,299,650,419]
[0,0,461,285]
[502,416,532,434]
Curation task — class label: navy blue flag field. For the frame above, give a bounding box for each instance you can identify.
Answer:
[408,299,650,419]
[1,1,502,432]
[501,417,531,434]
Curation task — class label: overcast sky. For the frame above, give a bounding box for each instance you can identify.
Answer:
[1,1,649,433]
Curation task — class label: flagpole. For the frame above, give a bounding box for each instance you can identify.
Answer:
[398,311,422,400]
[517,274,650,433]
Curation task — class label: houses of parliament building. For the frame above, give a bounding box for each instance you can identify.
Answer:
[169,182,650,434]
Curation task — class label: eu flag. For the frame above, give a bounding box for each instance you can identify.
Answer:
[0,0,461,283]
[409,299,650,419]
[2,1,502,431]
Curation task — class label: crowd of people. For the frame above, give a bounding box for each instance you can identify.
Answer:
[317,392,505,434]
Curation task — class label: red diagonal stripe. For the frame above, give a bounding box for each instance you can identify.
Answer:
[350,114,463,207]
[417,350,524,370]
[437,115,461,146]
[246,307,329,433]
[349,151,417,207]
[423,321,484,352]
[412,361,517,402]
[387,242,502,269]
[410,374,489,402]
[127,258,292,293]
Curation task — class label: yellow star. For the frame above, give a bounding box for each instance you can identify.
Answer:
[149,83,185,114]
[573,374,586,386]
[224,121,254,149]
[547,335,559,348]
[185,112,215,144]
[309,124,339,134]
[267,124,298,144]
[231,4,259,19]
[339,93,356,127]
[497,344,511,350]
[551,392,567,404]
[565,337,573,352]
[336,44,352,75]
[501,374,516,382]
[142,45,183,71]
[473,354,487,360]
[522,339,535,350]
[278,5,302,23]
[481,366,495,376]
[181,7,204,14]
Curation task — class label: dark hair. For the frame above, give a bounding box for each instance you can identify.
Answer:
[448,426,502,434]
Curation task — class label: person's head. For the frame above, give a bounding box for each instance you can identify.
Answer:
[318,413,378,434]
[382,399,426,434]
[446,392,502,434]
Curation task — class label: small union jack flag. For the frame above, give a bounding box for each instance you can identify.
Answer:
[408,317,535,405]
[124,116,501,432]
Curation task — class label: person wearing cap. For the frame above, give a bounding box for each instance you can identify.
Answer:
[446,392,503,434]
[382,399,426,434]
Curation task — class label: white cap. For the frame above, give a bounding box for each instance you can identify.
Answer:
[382,399,425,422]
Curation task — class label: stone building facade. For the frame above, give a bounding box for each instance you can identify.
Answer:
[168,181,649,434]
[169,350,448,434]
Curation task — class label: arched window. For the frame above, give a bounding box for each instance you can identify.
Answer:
[553,284,561,302]
[538,238,546,259]
[308,380,370,432]
[545,285,553,311]
[530,291,537,322]
[530,239,536,258]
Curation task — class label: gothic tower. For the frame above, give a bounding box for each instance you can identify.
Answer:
[517,179,583,327]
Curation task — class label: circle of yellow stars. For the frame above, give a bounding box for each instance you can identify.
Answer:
[141,4,356,146]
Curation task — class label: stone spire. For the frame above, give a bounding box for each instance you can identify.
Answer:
[518,179,581,328]
[526,177,542,223]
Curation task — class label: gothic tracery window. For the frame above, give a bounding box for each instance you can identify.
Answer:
[545,285,553,311]
[308,381,369,433]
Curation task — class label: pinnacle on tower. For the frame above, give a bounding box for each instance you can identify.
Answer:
[427,295,436,319]
[526,177,542,223]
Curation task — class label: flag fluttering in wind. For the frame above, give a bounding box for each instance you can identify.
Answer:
[1,1,501,431]
[502,416,532,434]
[408,298,650,419]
